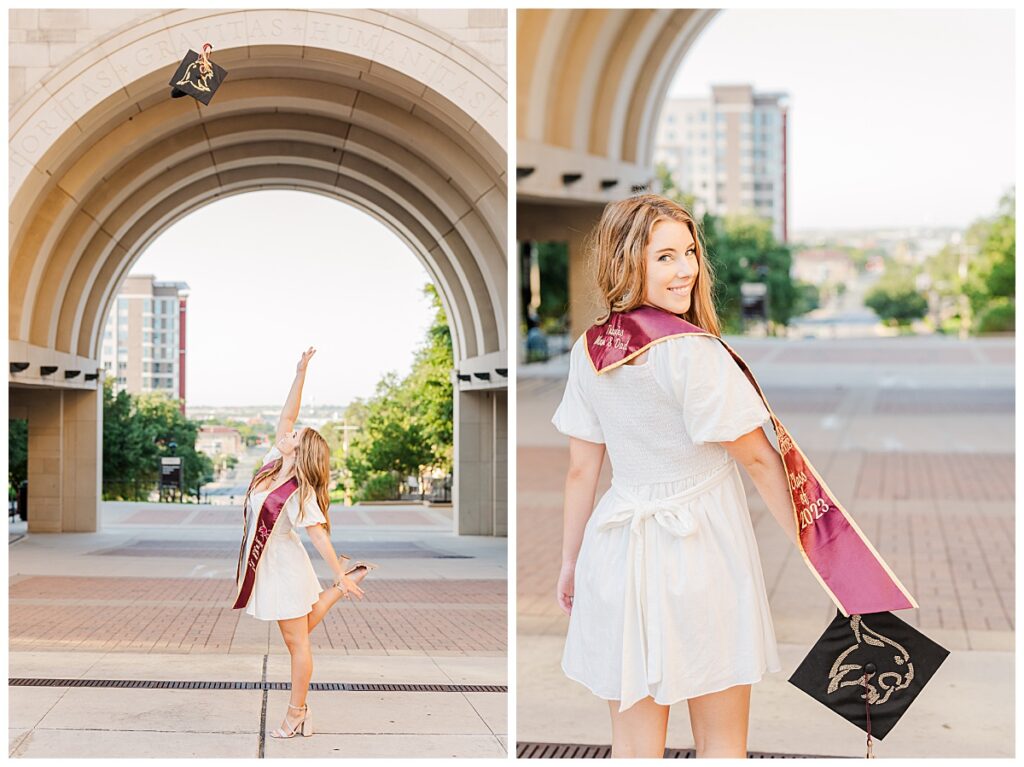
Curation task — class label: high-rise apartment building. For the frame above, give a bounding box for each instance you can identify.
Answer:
[656,84,789,242]
[100,275,189,408]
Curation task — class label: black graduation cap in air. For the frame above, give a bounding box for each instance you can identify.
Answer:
[788,609,950,755]
[169,44,227,105]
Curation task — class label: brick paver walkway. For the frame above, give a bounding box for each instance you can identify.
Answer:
[10,577,506,654]
[854,452,1014,501]
[109,504,452,529]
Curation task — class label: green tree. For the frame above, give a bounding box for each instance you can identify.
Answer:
[322,401,368,496]
[8,419,28,497]
[404,285,454,470]
[535,241,569,332]
[135,392,214,497]
[103,380,153,499]
[102,380,213,500]
[343,284,454,501]
[864,282,929,327]
[966,188,1015,333]
[793,281,821,316]
[923,242,965,331]
[364,374,433,473]
[703,214,800,334]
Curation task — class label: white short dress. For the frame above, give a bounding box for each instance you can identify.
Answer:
[241,446,327,621]
[552,333,782,712]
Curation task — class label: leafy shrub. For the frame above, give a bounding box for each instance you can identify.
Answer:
[355,471,400,502]
[976,299,1015,334]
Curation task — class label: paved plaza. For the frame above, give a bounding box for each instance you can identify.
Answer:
[9,502,507,758]
[517,334,1014,758]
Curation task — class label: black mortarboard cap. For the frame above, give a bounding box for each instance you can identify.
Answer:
[789,609,950,750]
[169,45,227,105]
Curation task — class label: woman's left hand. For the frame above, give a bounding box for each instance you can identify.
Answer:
[556,561,576,616]
[296,347,316,373]
[334,573,365,600]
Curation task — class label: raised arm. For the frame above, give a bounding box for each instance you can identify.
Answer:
[277,347,316,440]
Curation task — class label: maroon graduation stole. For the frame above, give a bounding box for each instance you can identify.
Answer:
[232,461,299,610]
[585,305,918,616]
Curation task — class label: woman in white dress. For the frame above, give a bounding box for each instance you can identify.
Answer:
[553,195,800,757]
[238,347,376,739]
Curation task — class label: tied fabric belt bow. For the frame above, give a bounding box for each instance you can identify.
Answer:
[596,459,736,713]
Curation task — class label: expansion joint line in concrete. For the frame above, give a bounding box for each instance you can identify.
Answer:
[258,653,268,758]
[9,678,508,693]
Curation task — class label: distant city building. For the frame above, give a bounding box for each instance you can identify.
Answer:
[656,84,789,242]
[791,249,857,286]
[196,426,244,458]
[100,275,189,409]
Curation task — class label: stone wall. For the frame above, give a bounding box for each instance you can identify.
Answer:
[402,9,506,79]
[8,8,506,112]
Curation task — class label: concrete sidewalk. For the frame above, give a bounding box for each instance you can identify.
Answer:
[9,501,507,758]
[517,335,1014,758]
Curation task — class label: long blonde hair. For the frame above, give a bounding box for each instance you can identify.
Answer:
[588,193,722,337]
[246,428,332,533]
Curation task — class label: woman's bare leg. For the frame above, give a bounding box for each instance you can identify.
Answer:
[687,683,751,758]
[276,616,313,731]
[306,567,371,634]
[607,696,670,758]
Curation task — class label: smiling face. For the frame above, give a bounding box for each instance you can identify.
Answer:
[276,427,306,456]
[643,217,699,315]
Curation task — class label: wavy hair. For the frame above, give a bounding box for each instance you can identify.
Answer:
[245,428,332,533]
[588,193,721,337]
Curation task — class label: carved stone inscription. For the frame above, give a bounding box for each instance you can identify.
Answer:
[11,10,505,197]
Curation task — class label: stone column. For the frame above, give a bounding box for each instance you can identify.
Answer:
[453,387,507,536]
[493,390,508,537]
[567,223,602,340]
[61,387,102,532]
[517,201,605,341]
[9,386,101,533]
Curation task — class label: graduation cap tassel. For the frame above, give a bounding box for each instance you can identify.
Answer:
[197,43,213,79]
[863,661,875,758]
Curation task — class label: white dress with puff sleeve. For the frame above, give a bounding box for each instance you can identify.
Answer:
[241,446,326,621]
[552,333,782,712]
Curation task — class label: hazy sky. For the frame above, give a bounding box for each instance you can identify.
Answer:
[131,191,436,408]
[665,8,1015,230]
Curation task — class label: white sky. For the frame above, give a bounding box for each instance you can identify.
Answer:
[665,8,1015,230]
[131,191,435,407]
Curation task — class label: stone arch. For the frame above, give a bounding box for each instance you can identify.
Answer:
[12,10,506,372]
[10,9,507,535]
[517,8,716,200]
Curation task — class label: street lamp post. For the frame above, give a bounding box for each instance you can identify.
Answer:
[955,233,970,340]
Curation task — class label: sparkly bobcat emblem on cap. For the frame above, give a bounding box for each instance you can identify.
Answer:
[828,615,914,705]
[175,56,214,94]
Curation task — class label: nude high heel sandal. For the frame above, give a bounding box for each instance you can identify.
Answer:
[268,703,313,738]
[338,552,380,579]
[346,560,379,578]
